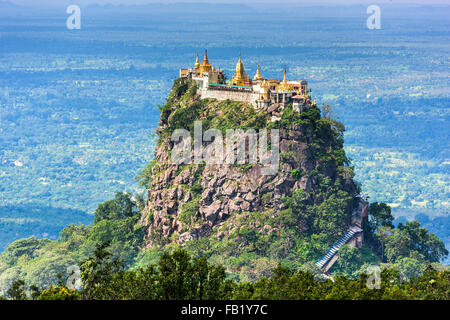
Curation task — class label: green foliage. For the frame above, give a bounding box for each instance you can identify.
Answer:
[135,159,157,189]
[0,237,50,266]
[157,249,231,300]
[368,202,395,231]
[20,255,78,291]
[58,224,90,250]
[384,257,427,280]
[363,203,396,259]
[0,267,21,297]
[407,265,450,300]
[79,242,124,300]
[37,285,80,300]
[73,244,233,300]
[3,244,449,300]
[398,220,448,263]
[159,77,197,125]
[0,191,146,293]
[274,209,297,228]
[191,183,203,194]
[382,222,448,264]
[239,265,323,300]
[133,248,163,269]
[281,189,310,229]
[291,168,301,180]
[332,245,379,278]
[231,264,450,300]
[159,80,269,143]
[281,184,353,242]
[261,192,271,204]
[6,279,27,300]
[164,100,203,138]
[361,202,448,267]
[209,100,268,133]
[179,199,200,228]
[94,192,137,224]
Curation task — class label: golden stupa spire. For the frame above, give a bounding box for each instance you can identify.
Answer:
[277,66,292,91]
[203,48,209,64]
[232,51,246,85]
[199,48,212,75]
[253,64,263,80]
[194,53,200,69]
[236,52,243,73]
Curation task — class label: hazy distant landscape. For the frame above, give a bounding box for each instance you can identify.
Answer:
[0,2,448,256]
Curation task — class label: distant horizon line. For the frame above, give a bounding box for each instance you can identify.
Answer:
[2,0,450,10]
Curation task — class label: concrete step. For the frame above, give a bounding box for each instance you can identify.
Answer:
[315,226,363,269]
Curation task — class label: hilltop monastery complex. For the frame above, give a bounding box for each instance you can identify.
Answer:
[179,49,315,112]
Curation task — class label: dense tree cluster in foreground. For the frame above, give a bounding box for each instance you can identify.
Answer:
[0,191,447,296]
[1,243,448,300]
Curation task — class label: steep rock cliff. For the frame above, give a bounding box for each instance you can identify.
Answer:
[140,78,359,252]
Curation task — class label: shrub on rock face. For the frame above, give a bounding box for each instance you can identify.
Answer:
[291,169,301,180]
[180,199,200,228]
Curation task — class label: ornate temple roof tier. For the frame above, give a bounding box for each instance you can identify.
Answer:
[199,48,212,76]
[276,68,294,92]
[231,52,248,86]
[253,64,263,80]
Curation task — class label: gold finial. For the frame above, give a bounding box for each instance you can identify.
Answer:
[203,48,209,63]
[199,48,212,76]
[195,53,200,69]
[254,64,263,80]
[277,66,292,91]
[232,51,246,85]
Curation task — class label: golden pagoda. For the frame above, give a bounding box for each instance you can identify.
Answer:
[277,67,293,92]
[199,48,212,76]
[231,52,247,86]
[194,53,200,69]
[253,64,263,80]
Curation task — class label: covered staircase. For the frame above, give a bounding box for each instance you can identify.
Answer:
[315,226,363,271]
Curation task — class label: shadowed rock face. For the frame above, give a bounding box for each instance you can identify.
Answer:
[140,79,358,247]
